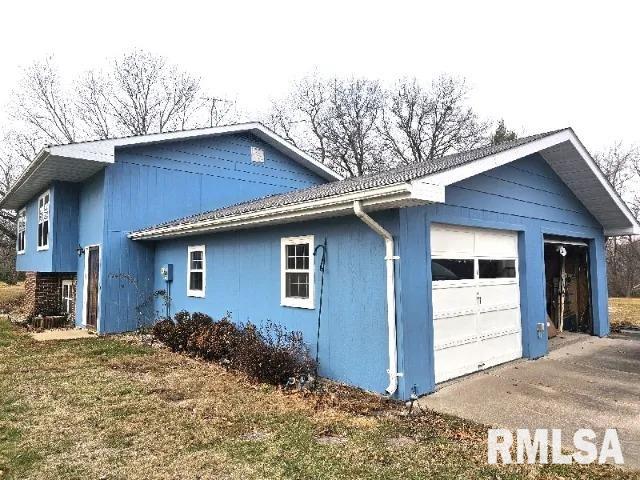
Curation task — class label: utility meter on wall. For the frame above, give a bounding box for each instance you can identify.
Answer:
[160,264,173,282]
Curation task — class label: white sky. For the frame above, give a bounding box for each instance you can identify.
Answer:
[1,0,638,152]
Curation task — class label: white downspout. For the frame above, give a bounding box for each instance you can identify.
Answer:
[353,200,401,395]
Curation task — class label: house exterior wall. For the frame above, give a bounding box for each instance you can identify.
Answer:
[99,132,327,332]
[17,181,81,273]
[397,153,608,398]
[153,213,398,394]
[74,171,106,328]
[151,153,609,400]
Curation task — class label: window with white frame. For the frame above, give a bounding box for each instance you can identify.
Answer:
[187,245,206,297]
[281,235,314,309]
[61,280,73,314]
[37,191,50,250]
[16,208,26,254]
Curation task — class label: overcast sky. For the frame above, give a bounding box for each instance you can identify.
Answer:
[1,1,638,152]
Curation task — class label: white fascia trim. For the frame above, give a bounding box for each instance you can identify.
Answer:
[604,227,640,236]
[425,128,640,235]
[129,182,446,240]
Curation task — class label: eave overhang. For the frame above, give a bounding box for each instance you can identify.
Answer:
[128,180,445,240]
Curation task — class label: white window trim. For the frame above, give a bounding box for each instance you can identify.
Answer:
[16,207,26,254]
[281,235,315,309]
[36,190,50,251]
[187,245,206,298]
[61,279,73,314]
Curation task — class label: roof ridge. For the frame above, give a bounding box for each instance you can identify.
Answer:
[46,121,268,148]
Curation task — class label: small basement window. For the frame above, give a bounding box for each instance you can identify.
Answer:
[281,235,314,309]
[37,190,50,250]
[16,208,26,254]
[431,259,474,281]
[61,280,73,314]
[187,245,206,297]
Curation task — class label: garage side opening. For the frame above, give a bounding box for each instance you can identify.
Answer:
[543,236,593,337]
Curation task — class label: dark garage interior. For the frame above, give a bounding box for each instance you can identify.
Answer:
[544,237,593,336]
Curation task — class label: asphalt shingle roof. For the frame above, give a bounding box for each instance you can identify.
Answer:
[133,129,565,234]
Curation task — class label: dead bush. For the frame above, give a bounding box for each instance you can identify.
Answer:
[234,321,316,385]
[191,314,240,361]
[151,311,315,386]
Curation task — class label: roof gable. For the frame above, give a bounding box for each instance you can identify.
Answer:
[0,123,342,210]
[129,128,639,239]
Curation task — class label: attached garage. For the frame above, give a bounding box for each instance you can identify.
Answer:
[430,224,522,383]
[127,127,640,400]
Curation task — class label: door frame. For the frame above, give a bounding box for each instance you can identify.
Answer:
[82,244,101,330]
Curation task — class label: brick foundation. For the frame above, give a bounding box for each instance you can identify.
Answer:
[23,272,77,318]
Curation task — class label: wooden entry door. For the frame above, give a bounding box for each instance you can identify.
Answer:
[85,246,100,329]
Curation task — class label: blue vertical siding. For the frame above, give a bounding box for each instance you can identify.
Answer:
[51,182,79,272]
[398,153,607,398]
[16,187,54,272]
[100,133,328,332]
[74,171,106,327]
[153,213,397,394]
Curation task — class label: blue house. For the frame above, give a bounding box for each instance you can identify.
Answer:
[3,123,638,399]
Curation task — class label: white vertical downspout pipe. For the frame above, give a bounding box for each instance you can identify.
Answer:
[353,200,401,395]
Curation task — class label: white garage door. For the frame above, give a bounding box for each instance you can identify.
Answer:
[431,224,522,383]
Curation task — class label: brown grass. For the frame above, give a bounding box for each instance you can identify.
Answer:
[0,320,635,479]
[0,282,24,313]
[609,297,640,330]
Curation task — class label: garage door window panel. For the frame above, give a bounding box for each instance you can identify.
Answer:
[431,259,475,282]
[479,259,517,279]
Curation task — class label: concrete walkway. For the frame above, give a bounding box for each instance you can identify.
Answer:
[420,334,640,469]
[30,329,95,342]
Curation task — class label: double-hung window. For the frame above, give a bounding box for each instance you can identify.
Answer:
[37,191,50,250]
[16,208,26,254]
[187,245,206,297]
[281,235,314,309]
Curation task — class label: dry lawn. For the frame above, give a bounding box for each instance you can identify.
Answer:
[0,283,24,313]
[0,321,635,479]
[609,297,640,330]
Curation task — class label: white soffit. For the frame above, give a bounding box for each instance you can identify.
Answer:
[426,129,640,236]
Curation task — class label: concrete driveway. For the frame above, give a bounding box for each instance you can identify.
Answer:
[420,333,640,469]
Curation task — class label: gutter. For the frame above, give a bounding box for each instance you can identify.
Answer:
[353,200,402,396]
[130,180,446,240]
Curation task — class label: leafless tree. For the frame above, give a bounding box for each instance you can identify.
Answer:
[100,50,203,135]
[267,73,330,162]
[11,57,77,145]
[75,71,113,139]
[595,143,640,297]
[323,77,385,176]
[379,76,489,165]
[594,142,637,195]
[268,74,386,177]
[268,73,488,176]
